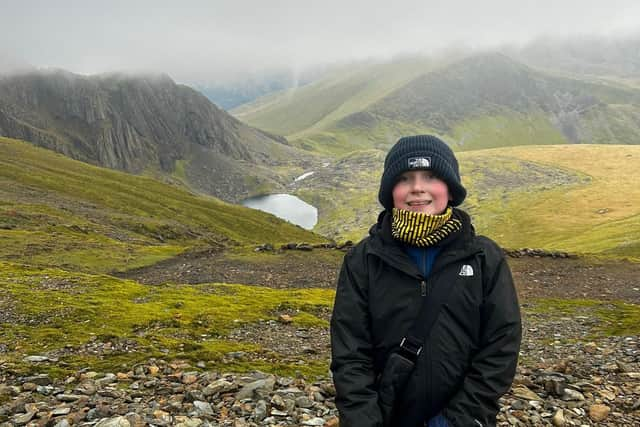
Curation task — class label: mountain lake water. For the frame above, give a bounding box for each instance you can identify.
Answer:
[241,193,318,230]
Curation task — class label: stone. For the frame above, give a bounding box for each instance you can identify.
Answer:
[544,376,566,396]
[75,381,97,395]
[254,400,267,421]
[301,418,326,426]
[24,374,52,385]
[271,394,286,410]
[193,401,214,416]
[510,400,528,410]
[53,419,71,427]
[551,409,565,427]
[51,407,72,416]
[588,404,611,421]
[598,389,616,401]
[182,373,199,385]
[203,379,236,396]
[562,388,585,401]
[235,377,276,400]
[295,396,314,408]
[23,355,48,362]
[12,411,36,425]
[174,416,203,427]
[94,416,131,427]
[512,385,542,401]
[152,409,173,424]
[124,413,145,427]
[95,373,117,387]
[56,394,82,402]
[278,314,294,324]
[21,382,37,391]
[37,384,54,395]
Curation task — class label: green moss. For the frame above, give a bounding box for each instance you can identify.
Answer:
[527,298,640,337]
[0,262,335,377]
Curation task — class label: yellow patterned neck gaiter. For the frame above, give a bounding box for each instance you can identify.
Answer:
[391,207,462,247]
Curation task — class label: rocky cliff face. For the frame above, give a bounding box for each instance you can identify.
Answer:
[0,70,299,201]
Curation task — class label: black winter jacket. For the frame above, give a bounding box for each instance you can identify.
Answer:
[330,209,521,427]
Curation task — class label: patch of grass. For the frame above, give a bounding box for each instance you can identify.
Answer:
[527,298,640,337]
[0,262,335,378]
[0,137,327,273]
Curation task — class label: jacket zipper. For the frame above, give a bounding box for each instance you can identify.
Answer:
[421,249,428,296]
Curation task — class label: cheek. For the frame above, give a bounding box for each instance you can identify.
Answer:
[431,182,450,199]
[392,184,409,206]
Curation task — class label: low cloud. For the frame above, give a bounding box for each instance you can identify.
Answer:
[2,0,640,83]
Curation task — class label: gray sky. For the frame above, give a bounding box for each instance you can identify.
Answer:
[2,0,639,83]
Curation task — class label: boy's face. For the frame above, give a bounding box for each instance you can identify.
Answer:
[392,170,450,215]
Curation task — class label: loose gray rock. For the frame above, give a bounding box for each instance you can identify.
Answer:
[94,416,131,427]
[192,401,214,416]
[235,377,276,400]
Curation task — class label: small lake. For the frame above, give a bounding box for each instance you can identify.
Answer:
[241,193,318,230]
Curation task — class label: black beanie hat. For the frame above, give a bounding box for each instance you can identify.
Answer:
[378,135,466,210]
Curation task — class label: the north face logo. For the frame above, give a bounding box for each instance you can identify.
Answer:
[408,157,431,169]
[459,265,474,276]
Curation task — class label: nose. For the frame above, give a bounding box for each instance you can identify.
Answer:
[410,175,428,192]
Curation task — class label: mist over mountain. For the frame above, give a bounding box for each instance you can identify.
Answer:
[0,69,306,202]
[511,35,640,80]
[235,47,640,153]
[365,53,640,144]
[192,67,328,110]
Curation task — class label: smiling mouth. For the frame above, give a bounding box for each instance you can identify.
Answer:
[408,200,432,206]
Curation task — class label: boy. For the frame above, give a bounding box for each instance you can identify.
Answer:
[330,135,521,427]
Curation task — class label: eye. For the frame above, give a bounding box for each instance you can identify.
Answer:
[397,174,410,182]
[421,171,435,180]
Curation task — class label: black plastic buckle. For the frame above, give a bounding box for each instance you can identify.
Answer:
[398,337,423,362]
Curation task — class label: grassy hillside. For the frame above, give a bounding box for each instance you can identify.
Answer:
[232,57,433,138]
[461,145,640,260]
[293,144,640,261]
[234,53,640,157]
[0,137,324,274]
[0,136,334,378]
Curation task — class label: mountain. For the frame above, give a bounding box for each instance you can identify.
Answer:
[232,57,435,140]
[0,69,309,202]
[511,35,640,83]
[0,137,324,273]
[236,53,640,154]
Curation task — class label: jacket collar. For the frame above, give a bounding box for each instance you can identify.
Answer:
[367,208,481,279]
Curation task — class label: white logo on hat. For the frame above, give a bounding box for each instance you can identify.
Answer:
[408,157,431,169]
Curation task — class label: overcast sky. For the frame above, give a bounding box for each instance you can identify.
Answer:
[2,0,639,83]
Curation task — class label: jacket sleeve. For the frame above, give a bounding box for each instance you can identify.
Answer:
[443,254,522,427]
[330,251,383,427]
